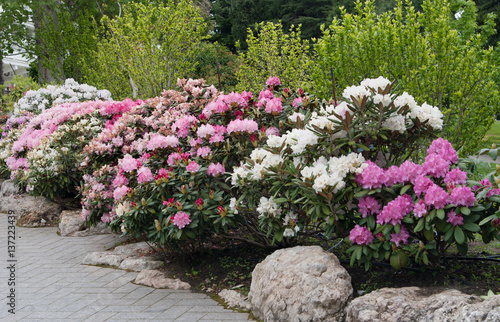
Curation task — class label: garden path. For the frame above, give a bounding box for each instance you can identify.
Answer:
[0,213,250,321]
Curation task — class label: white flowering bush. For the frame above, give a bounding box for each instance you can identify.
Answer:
[13,78,112,115]
[230,77,443,245]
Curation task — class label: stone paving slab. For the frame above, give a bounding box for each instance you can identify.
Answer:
[0,213,251,321]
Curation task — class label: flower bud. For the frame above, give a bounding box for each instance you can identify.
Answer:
[209,190,215,200]
[180,185,187,194]
[175,201,183,210]
[154,219,161,231]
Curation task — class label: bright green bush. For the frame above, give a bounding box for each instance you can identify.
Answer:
[312,0,499,156]
[0,76,39,113]
[236,22,310,94]
[83,0,207,100]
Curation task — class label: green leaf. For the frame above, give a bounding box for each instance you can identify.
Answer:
[423,228,434,241]
[479,214,497,226]
[436,209,445,220]
[460,207,471,215]
[461,222,480,232]
[354,190,369,198]
[400,184,412,195]
[454,227,466,244]
[414,218,424,232]
[489,149,498,160]
[422,252,429,265]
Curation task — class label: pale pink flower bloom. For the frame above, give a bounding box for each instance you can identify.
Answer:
[186,161,200,173]
[292,97,303,108]
[146,134,179,150]
[197,146,212,158]
[137,166,154,183]
[197,124,215,138]
[120,154,139,173]
[264,97,283,114]
[113,185,129,200]
[207,163,225,177]
[266,76,281,86]
[173,212,191,229]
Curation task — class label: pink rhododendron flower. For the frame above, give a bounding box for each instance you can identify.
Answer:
[209,134,225,144]
[292,97,303,108]
[424,184,450,209]
[264,97,283,114]
[146,134,179,150]
[474,178,500,198]
[356,161,387,189]
[155,168,169,180]
[423,153,449,178]
[196,146,212,158]
[413,199,427,217]
[186,161,200,173]
[377,194,413,226]
[265,127,280,136]
[444,168,467,186]
[207,162,225,177]
[112,174,129,188]
[120,154,140,173]
[450,186,475,207]
[447,210,463,226]
[137,166,154,183]
[197,124,215,138]
[213,125,226,135]
[167,152,182,166]
[414,175,434,197]
[222,92,248,108]
[266,76,281,86]
[358,196,381,218]
[172,212,191,229]
[113,185,129,200]
[241,90,253,101]
[190,137,203,147]
[385,165,402,186]
[390,225,410,247]
[227,119,258,134]
[101,212,116,223]
[427,138,458,163]
[349,225,374,245]
[399,160,423,184]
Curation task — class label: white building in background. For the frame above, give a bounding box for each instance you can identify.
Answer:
[1,8,35,83]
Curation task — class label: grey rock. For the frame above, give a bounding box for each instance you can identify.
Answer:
[219,289,251,310]
[82,252,128,267]
[134,269,190,290]
[0,193,62,227]
[58,210,85,236]
[114,241,152,255]
[345,287,500,322]
[249,245,352,322]
[0,179,20,196]
[118,257,163,271]
[71,222,112,237]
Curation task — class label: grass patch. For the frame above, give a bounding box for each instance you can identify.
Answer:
[481,120,500,148]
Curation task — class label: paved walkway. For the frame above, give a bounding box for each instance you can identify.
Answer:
[0,213,251,321]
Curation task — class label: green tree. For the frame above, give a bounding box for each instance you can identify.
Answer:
[235,22,310,93]
[83,1,207,100]
[312,0,499,156]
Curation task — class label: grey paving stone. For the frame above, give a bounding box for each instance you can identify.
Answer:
[175,312,208,321]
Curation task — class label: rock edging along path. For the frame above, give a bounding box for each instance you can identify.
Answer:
[0,213,251,321]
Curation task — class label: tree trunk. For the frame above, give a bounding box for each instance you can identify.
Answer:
[0,58,4,85]
[33,4,63,83]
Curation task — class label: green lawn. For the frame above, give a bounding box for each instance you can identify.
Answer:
[482,120,500,148]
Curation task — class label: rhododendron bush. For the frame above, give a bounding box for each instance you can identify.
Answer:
[231,77,500,269]
[79,77,307,247]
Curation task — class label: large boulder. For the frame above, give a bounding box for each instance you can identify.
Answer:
[249,245,353,322]
[58,210,111,236]
[345,287,500,322]
[0,179,20,196]
[0,191,62,227]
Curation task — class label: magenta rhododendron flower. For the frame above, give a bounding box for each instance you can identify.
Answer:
[155,168,169,180]
[427,138,458,163]
[113,185,129,200]
[414,175,434,197]
[446,210,463,226]
[137,166,154,183]
[112,174,129,188]
[172,212,191,229]
[266,76,281,86]
[413,199,427,217]
[450,186,475,207]
[358,196,381,218]
[356,161,387,189]
[241,90,253,101]
[424,184,449,209]
[186,161,200,173]
[423,153,449,178]
[474,178,500,198]
[377,194,413,226]
[207,162,225,177]
[349,225,374,245]
[385,165,402,186]
[390,225,410,247]
[444,168,467,186]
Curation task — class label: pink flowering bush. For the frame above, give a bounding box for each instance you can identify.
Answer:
[347,138,500,270]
